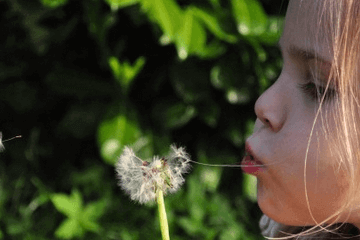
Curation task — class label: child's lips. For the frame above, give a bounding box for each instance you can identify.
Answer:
[240,142,265,175]
[240,155,265,175]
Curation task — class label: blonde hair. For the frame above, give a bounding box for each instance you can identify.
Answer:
[263,0,360,239]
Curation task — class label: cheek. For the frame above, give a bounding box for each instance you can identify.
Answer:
[256,135,347,225]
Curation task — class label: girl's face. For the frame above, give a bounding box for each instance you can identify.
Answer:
[247,0,359,226]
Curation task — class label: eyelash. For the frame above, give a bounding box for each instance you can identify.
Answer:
[298,81,337,102]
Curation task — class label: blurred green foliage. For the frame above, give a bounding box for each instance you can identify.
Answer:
[0,0,286,239]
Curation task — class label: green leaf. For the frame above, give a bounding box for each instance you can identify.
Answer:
[104,0,140,10]
[208,0,221,10]
[141,0,183,42]
[176,8,206,60]
[247,36,267,61]
[84,0,116,47]
[243,174,257,202]
[187,176,206,223]
[226,87,251,105]
[258,16,284,45]
[55,218,83,239]
[178,217,200,235]
[51,190,82,218]
[123,57,146,83]
[82,199,108,221]
[231,0,267,36]
[40,0,68,8]
[80,217,101,233]
[199,167,222,193]
[189,6,237,43]
[220,224,244,240]
[6,219,24,236]
[152,101,197,130]
[108,56,146,95]
[98,104,153,164]
[195,40,227,59]
[52,191,107,238]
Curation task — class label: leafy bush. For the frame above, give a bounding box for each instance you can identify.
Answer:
[0,0,286,239]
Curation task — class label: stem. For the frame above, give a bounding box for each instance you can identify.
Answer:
[157,189,170,240]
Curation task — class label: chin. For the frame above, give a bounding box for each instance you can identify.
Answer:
[256,180,307,226]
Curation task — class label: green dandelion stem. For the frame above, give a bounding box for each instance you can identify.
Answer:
[157,189,170,240]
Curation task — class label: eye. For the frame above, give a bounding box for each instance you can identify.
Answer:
[298,81,336,102]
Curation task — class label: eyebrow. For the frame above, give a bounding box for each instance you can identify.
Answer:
[278,42,331,65]
[278,41,336,86]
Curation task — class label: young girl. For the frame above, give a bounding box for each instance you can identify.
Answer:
[241,0,360,238]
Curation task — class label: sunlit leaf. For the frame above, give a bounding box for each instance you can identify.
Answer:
[51,190,83,218]
[176,8,206,60]
[231,0,267,36]
[123,57,146,83]
[104,0,140,10]
[189,6,237,43]
[226,88,251,105]
[247,36,267,61]
[80,218,101,233]
[108,56,146,95]
[243,173,257,202]
[82,199,108,221]
[6,219,24,236]
[220,224,245,240]
[141,0,183,41]
[55,218,83,239]
[208,0,221,10]
[178,217,200,235]
[98,104,153,164]
[98,105,141,164]
[195,40,227,59]
[258,16,284,45]
[187,176,206,222]
[40,0,68,8]
[199,167,222,192]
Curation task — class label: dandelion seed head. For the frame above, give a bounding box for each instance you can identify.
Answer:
[115,144,191,204]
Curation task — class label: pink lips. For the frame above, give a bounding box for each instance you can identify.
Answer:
[241,143,265,176]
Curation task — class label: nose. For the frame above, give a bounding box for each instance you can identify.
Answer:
[254,78,287,132]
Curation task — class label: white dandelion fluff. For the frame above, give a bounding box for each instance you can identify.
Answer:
[0,132,22,152]
[115,144,191,204]
[0,132,5,152]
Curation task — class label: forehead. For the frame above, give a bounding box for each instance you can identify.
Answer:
[281,0,334,62]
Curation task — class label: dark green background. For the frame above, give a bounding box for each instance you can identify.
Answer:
[0,0,287,239]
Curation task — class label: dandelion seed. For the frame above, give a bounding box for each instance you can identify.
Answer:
[0,132,5,152]
[0,132,22,152]
[115,144,191,204]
